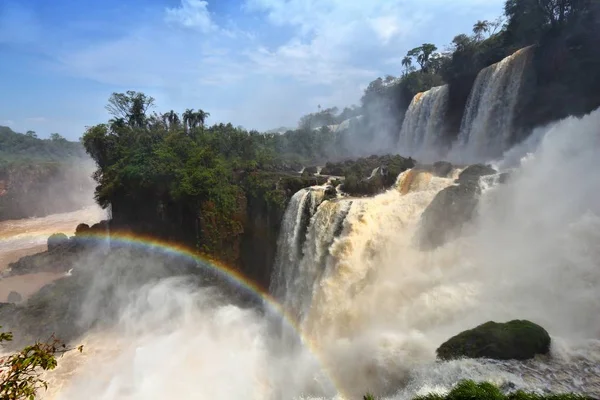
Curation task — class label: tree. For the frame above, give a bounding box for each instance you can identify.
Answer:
[182,109,210,132]
[162,110,181,130]
[25,131,37,139]
[407,43,438,72]
[473,20,490,40]
[489,16,506,35]
[49,133,65,142]
[401,56,413,74]
[451,34,474,51]
[0,327,82,399]
[105,91,155,128]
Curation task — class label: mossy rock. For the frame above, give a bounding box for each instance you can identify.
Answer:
[436,320,551,361]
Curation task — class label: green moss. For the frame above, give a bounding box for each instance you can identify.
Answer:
[436,320,551,361]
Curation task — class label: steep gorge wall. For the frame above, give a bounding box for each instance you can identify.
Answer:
[0,161,96,221]
[107,173,328,290]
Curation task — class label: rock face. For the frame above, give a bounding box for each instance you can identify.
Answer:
[0,161,96,221]
[419,163,496,249]
[436,320,551,361]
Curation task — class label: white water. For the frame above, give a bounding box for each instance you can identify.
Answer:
[16,109,600,399]
[450,47,534,163]
[398,85,449,161]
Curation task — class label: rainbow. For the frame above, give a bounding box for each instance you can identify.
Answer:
[1,229,347,398]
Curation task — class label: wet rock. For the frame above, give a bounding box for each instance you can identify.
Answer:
[324,185,337,200]
[436,320,551,361]
[419,163,497,249]
[325,155,415,197]
[75,223,90,235]
[432,161,454,177]
[7,291,22,303]
[457,164,497,183]
[47,233,69,252]
[498,172,511,184]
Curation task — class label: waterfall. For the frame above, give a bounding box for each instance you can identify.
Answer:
[452,46,534,162]
[269,187,325,303]
[398,85,449,161]
[30,110,600,400]
[267,109,600,397]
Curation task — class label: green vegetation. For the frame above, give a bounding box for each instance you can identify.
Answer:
[0,126,84,166]
[436,320,551,361]
[414,380,591,400]
[81,1,600,267]
[365,381,592,400]
[0,327,81,400]
[330,0,600,147]
[0,126,93,221]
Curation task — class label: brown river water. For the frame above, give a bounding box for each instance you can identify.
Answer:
[0,206,106,302]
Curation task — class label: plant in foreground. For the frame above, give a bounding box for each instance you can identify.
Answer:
[0,327,82,400]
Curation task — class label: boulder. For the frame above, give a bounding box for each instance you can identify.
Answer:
[7,291,22,303]
[432,161,454,178]
[75,223,90,236]
[457,164,497,183]
[419,164,497,249]
[436,320,551,361]
[47,233,69,252]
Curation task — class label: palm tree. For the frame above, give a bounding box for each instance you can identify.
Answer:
[401,56,413,74]
[182,109,194,132]
[195,110,210,128]
[473,20,490,41]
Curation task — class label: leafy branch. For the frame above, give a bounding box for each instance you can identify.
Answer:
[0,327,82,400]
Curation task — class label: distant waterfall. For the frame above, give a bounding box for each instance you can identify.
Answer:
[452,46,534,162]
[398,85,449,161]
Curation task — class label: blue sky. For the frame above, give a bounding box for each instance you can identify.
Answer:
[0,0,505,140]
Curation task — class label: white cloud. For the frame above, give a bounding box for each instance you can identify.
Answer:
[165,0,216,33]
[370,16,402,44]
[44,0,507,133]
[0,120,15,126]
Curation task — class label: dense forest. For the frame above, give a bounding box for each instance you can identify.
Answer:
[0,126,85,165]
[80,0,600,287]
[0,127,93,220]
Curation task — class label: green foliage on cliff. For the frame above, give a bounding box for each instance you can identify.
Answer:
[305,0,599,150]
[82,92,333,260]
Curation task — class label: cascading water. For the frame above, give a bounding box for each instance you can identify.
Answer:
[28,109,600,400]
[398,85,449,161]
[269,187,325,307]
[451,46,534,162]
